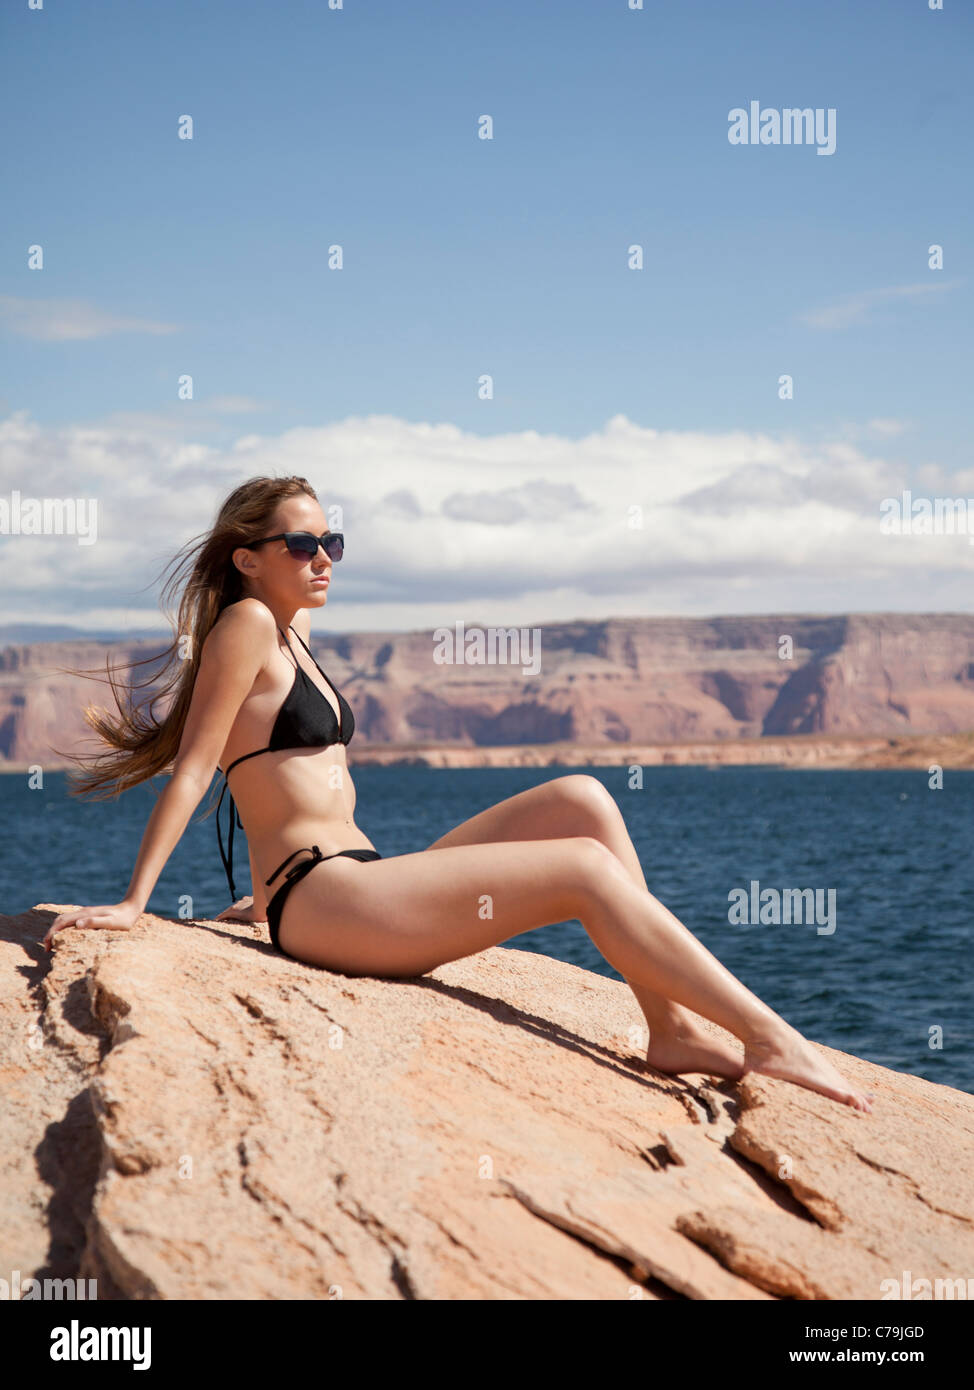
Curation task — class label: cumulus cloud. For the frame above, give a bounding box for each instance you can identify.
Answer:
[441,480,588,524]
[1,408,971,632]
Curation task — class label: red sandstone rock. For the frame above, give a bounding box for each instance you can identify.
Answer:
[2,903,971,1300]
[3,613,974,770]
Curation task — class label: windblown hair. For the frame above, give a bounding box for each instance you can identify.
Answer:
[55,475,318,800]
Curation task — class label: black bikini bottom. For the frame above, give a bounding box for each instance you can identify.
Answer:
[264,844,383,957]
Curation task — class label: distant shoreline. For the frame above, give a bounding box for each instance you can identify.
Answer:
[5,730,972,774]
[345,731,974,770]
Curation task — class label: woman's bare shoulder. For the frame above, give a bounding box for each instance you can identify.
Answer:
[206,598,277,653]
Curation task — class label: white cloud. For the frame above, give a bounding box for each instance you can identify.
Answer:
[1,408,972,632]
[866,418,908,437]
[799,280,961,331]
[0,296,181,342]
[82,396,271,437]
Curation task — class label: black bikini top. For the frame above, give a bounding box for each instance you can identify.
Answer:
[215,624,356,901]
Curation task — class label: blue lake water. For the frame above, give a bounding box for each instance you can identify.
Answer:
[2,764,971,1094]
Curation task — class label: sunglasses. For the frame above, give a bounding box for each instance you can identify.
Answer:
[247,531,344,561]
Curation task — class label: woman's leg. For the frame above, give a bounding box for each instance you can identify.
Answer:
[423,774,744,1077]
[280,833,873,1111]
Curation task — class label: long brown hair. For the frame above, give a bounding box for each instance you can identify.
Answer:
[54,474,318,799]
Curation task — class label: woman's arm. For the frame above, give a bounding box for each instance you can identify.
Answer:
[43,601,273,949]
[213,842,269,923]
[249,843,268,917]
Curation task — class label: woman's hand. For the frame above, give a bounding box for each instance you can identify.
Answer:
[215,896,268,925]
[42,901,142,952]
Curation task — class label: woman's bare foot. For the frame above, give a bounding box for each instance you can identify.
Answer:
[743,1024,875,1112]
[215,897,268,925]
[646,1026,745,1081]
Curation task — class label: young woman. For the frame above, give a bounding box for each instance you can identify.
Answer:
[42,475,873,1112]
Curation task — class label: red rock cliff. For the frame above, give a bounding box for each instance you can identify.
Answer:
[2,612,974,766]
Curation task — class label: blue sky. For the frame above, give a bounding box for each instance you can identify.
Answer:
[1,0,972,631]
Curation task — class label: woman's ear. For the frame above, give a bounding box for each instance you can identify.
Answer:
[230,545,259,579]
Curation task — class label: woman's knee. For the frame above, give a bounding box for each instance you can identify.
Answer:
[565,833,635,915]
[568,833,621,886]
[554,774,620,828]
